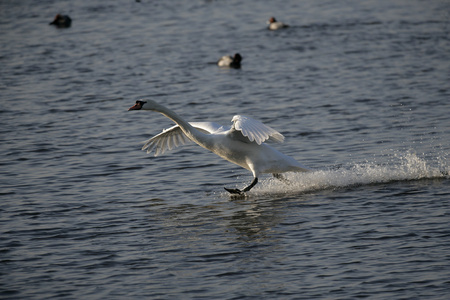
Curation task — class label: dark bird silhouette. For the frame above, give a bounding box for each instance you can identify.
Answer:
[49,14,72,28]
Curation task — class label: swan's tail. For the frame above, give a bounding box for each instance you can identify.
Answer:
[295,165,313,173]
[292,162,312,173]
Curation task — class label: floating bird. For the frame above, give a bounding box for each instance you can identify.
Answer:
[217,53,242,68]
[128,100,310,194]
[267,17,288,30]
[49,14,72,28]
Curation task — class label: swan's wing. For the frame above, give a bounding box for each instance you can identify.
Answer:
[229,115,285,145]
[190,121,225,134]
[142,125,190,156]
[142,122,223,156]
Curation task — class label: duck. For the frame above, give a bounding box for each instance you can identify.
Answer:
[128,100,311,194]
[49,14,72,28]
[267,17,288,30]
[217,53,242,68]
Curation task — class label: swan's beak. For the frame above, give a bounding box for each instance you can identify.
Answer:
[128,103,142,111]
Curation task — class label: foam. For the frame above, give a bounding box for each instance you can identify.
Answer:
[252,151,449,196]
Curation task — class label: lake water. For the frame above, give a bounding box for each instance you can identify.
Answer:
[1,0,449,299]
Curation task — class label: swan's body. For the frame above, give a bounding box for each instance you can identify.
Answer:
[267,17,288,30]
[129,100,310,194]
[217,53,242,68]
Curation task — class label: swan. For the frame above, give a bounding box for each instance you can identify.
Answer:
[267,17,289,30]
[128,100,310,194]
[217,53,242,68]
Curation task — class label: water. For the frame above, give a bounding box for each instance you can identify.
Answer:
[1,0,449,298]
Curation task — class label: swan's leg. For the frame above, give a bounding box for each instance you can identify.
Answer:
[273,173,290,184]
[224,177,258,195]
[242,177,258,192]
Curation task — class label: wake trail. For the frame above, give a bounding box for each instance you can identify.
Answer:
[253,151,449,195]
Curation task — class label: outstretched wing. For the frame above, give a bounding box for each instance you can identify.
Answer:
[229,115,285,145]
[142,122,223,156]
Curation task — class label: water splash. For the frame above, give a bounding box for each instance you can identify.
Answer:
[253,151,449,195]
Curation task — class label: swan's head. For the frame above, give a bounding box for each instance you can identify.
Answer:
[128,99,162,111]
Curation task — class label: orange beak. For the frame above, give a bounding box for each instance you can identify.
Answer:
[128,103,142,111]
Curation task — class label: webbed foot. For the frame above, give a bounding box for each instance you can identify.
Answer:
[273,173,291,184]
[224,178,258,195]
[224,187,243,195]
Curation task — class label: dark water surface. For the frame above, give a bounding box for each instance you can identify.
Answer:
[1,0,449,299]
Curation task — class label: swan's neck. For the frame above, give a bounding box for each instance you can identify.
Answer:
[154,104,212,147]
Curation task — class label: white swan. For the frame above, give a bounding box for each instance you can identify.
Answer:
[128,100,310,194]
